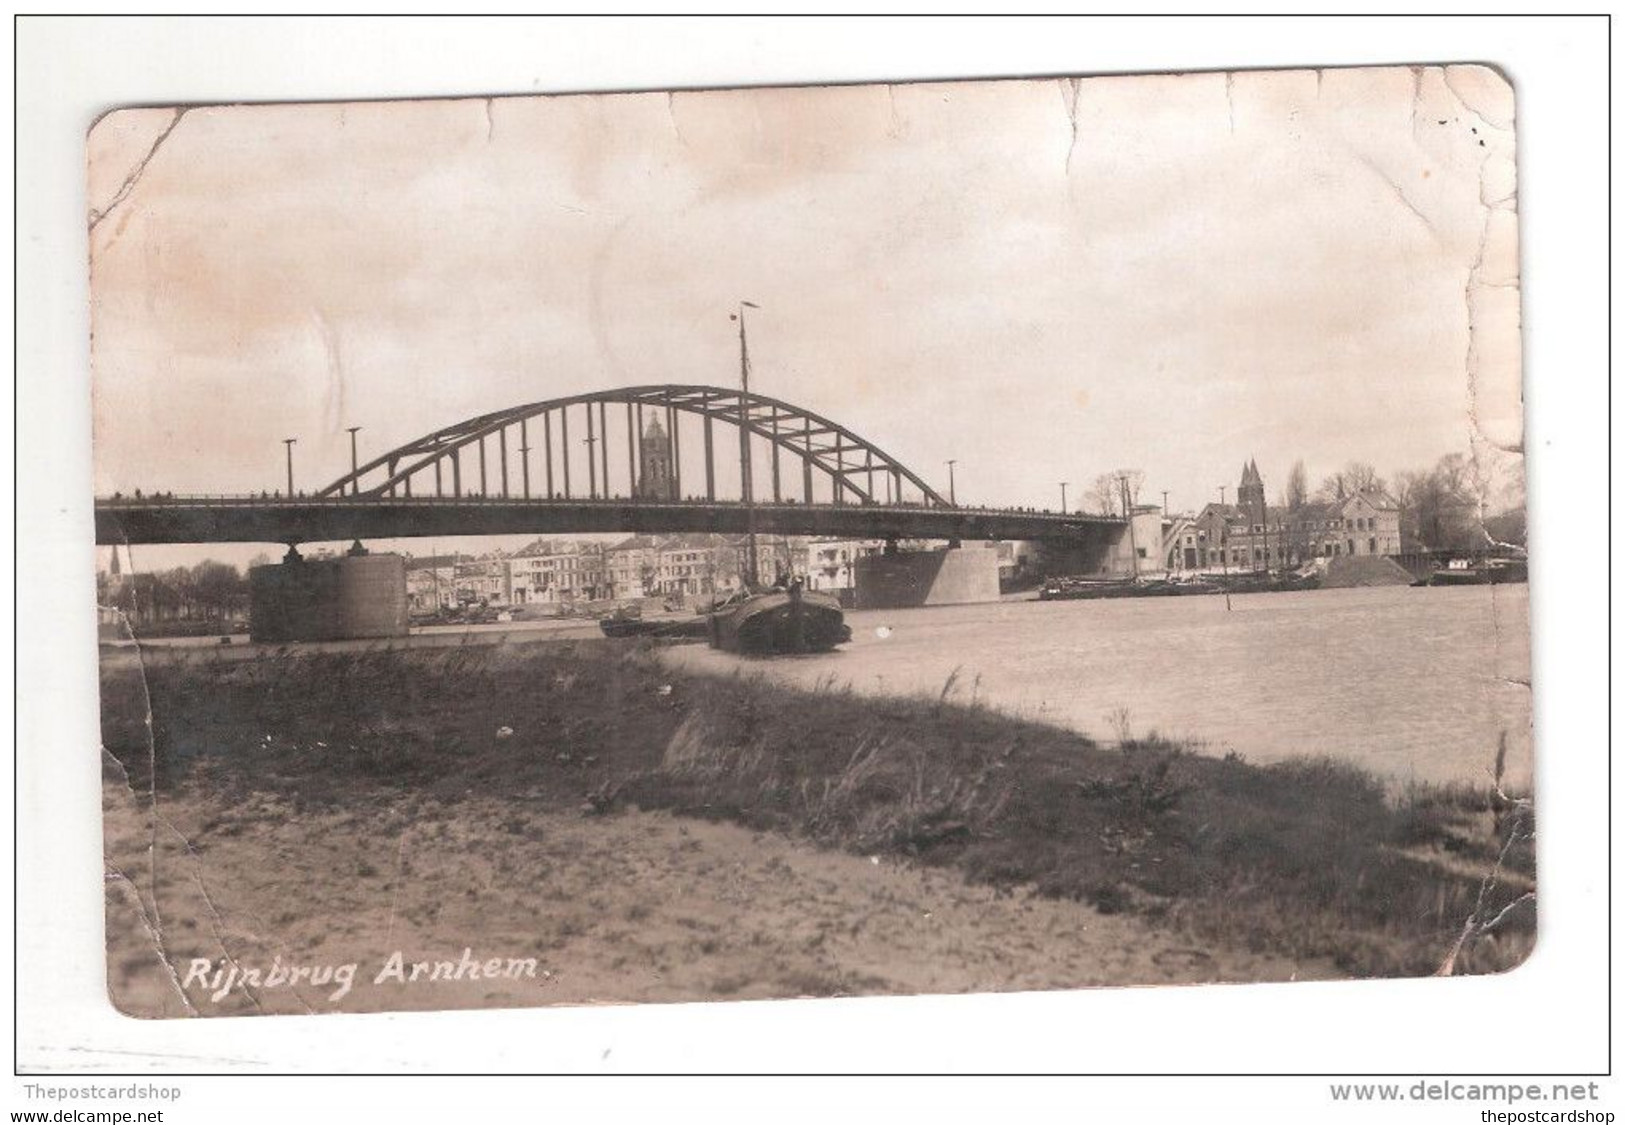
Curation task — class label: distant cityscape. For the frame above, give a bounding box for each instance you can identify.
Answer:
[401,533,978,613]
[97,448,1524,629]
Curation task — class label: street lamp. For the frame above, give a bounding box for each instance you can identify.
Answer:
[732,301,761,587]
[345,426,362,495]
[1059,481,1068,514]
[282,438,297,497]
[945,459,958,506]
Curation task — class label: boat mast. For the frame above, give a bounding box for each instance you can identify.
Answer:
[736,300,760,591]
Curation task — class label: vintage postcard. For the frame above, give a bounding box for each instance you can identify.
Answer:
[91,66,1529,1018]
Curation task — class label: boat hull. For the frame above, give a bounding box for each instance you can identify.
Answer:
[599,617,711,640]
[706,590,851,655]
[1428,560,1528,586]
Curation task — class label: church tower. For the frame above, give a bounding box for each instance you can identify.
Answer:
[1237,459,1266,527]
[637,415,673,499]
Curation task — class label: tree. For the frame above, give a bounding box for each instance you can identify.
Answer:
[1115,469,1146,510]
[191,560,246,620]
[163,566,196,620]
[1316,461,1385,502]
[1286,460,1309,511]
[1394,453,1480,553]
[1483,508,1526,548]
[1088,470,1144,516]
[1089,473,1120,516]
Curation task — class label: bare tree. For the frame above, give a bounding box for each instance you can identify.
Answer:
[1316,461,1385,502]
[1394,454,1480,553]
[1286,459,1309,510]
[1114,469,1146,510]
[1089,473,1120,516]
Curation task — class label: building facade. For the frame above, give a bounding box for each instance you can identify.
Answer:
[405,555,458,613]
[805,538,888,595]
[453,556,508,605]
[605,535,660,599]
[504,539,607,604]
[1165,461,1402,572]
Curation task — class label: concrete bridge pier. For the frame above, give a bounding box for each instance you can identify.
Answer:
[249,543,409,643]
[852,543,1001,609]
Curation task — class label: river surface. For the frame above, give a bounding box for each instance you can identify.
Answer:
[662,585,1533,788]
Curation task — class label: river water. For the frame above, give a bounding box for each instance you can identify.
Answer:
[662,584,1533,788]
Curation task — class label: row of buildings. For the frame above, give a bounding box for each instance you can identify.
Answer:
[403,461,1404,611]
[1158,461,1404,573]
[405,533,934,612]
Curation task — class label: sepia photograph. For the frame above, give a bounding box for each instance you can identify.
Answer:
[84,63,1535,1022]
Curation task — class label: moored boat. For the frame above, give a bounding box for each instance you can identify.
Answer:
[694,299,851,656]
[706,580,851,655]
[599,604,710,640]
[1428,557,1528,586]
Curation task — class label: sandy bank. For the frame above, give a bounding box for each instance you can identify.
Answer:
[104,771,1328,1018]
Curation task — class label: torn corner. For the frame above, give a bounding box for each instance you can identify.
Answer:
[87,107,192,233]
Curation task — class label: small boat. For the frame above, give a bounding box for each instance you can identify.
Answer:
[1039,577,1136,600]
[599,604,710,640]
[1039,571,1319,600]
[1428,557,1528,586]
[706,579,851,655]
[1038,576,1180,600]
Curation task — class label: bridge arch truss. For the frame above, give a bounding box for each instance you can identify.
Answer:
[318,385,952,509]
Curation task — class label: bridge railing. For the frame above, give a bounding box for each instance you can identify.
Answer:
[93,492,1121,522]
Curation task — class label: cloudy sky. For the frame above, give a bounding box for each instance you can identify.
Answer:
[89,65,1521,567]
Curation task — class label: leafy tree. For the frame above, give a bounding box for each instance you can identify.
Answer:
[191,560,245,620]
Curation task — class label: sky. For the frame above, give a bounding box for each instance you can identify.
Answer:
[88,65,1522,572]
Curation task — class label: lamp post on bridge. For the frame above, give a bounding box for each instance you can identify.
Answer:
[945,459,957,507]
[282,438,297,497]
[1119,472,1139,579]
[346,426,362,496]
[732,300,761,586]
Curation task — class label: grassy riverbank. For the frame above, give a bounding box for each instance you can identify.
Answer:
[101,639,1533,992]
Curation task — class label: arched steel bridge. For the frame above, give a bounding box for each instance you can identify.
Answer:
[93,384,1128,548]
[317,384,951,508]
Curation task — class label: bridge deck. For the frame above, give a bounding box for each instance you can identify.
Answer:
[93,496,1124,546]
